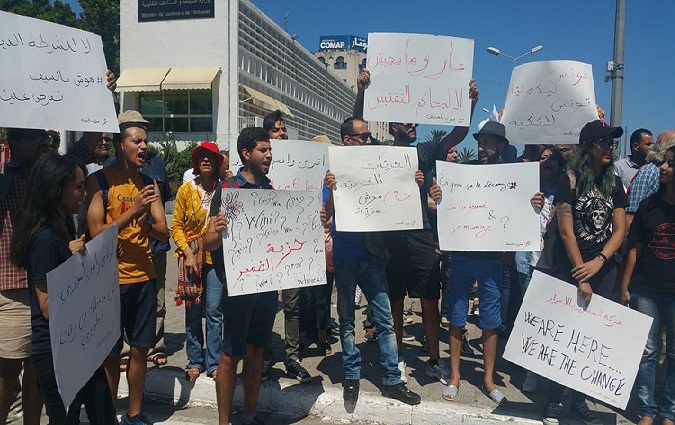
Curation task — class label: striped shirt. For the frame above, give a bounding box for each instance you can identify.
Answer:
[0,163,28,291]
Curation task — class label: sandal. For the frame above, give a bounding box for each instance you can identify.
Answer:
[481,385,507,405]
[119,356,129,372]
[442,384,459,401]
[150,353,168,366]
[185,367,200,382]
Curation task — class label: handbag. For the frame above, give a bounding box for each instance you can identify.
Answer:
[175,236,204,306]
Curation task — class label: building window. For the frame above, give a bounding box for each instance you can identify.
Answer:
[318,56,326,65]
[334,56,346,70]
[359,58,367,73]
[139,90,213,133]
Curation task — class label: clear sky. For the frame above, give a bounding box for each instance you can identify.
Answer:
[64,0,673,153]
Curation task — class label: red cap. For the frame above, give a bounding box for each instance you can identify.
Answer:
[191,141,223,175]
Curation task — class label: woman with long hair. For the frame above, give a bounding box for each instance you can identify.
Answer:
[621,145,675,425]
[543,121,627,425]
[10,153,116,424]
[171,142,224,382]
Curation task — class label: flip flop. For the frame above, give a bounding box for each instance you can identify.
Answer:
[481,385,507,405]
[442,384,459,401]
[150,353,168,366]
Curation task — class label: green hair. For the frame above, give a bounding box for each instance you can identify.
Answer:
[568,144,616,199]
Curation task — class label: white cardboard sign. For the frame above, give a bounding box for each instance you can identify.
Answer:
[436,161,540,251]
[220,189,326,296]
[504,271,652,409]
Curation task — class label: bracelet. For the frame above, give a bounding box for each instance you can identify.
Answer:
[596,253,607,263]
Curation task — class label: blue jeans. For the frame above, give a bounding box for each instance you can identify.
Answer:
[335,255,400,386]
[185,265,224,375]
[448,254,503,330]
[630,291,675,421]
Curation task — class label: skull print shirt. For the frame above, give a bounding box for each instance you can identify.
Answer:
[554,173,627,261]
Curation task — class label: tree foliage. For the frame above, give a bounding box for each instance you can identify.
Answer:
[458,146,477,164]
[1,0,120,73]
[424,129,447,144]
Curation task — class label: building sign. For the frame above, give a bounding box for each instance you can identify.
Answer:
[319,35,367,53]
[138,0,215,23]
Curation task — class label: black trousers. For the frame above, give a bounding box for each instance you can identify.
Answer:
[32,352,117,425]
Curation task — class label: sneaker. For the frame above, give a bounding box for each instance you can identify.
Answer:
[121,413,152,425]
[364,328,377,343]
[354,286,363,309]
[261,359,272,382]
[542,402,560,425]
[397,360,408,383]
[286,360,312,383]
[381,382,421,405]
[343,378,360,402]
[425,360,450,385]
[571,401,602,425]
[522,371,538,393]
[402,329,415,341]
[403,315,413,324]
[242,415,266,425]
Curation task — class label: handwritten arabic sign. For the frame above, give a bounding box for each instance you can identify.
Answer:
[330,146,422,232]
[501,61,598,144]
[220,189,326,296]
[138,0,214,22]
[436,161,540,251]
[504,271,651,409]
[47,225,120,410]
[0,12,119,133]
[229,139,329,192]
[363,32,474,126]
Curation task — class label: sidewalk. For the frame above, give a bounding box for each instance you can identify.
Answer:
[123,238,635,425]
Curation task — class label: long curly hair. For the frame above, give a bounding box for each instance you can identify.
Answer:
[10,153,79,269]
[568,143,616,199]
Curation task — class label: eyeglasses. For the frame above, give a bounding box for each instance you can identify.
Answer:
[591,138,619,150]
[349,132,372,142]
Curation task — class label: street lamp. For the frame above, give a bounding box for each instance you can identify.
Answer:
[486,45,543,66]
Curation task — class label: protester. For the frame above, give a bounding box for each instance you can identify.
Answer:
[621,144,675,425]
[10,153,117,424]
[556,144,577,164]
[86,111,169,425]
[543,120,627,425]
[323,117,421,405]
[441,121,515,405]
[172,142,224,381]
[614,128,654,189]
[260,110,312,383]
[0,128,50,425]
[353,69,478,386]
[183,150,231,183]
[203,127,278,425]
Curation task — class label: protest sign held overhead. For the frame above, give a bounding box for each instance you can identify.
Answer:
[0,11,119,133]
[47,225,120,411]
[504,271,652,409]
[363,32,474,126]
[436,161,540,251]
[501,60,598,144]
[229,139,329,192]
[330,145,423,232]
[220,189,326,296]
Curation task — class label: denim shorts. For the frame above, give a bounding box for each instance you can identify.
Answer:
[221,291,277,357]
[112,279,157,353]
[448,254,502,330]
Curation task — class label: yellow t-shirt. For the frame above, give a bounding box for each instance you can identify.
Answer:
[102,168,155,284]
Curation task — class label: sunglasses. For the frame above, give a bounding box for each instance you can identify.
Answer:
[591,138,619,150]
[349,132,372,141]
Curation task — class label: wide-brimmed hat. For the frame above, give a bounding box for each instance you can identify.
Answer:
[192,141,223,175]
[118,110,150,125]
[473,121,509,145]
[579,120,623,145]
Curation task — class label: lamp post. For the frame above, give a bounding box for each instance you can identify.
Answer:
[486,45,543,66]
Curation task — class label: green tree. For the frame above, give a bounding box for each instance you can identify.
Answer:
[458,146,477,164]
[0,0,79,27]
[79,0,120,73]
[424,129,447,144]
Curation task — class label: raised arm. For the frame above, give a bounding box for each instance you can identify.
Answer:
[440,79,479,156]
[353,69,370,119]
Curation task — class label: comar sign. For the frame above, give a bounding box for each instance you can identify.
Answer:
[319,35,367,53]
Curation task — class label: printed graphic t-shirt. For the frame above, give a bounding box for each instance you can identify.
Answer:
[555,173,627,261]
[628,194,675,297]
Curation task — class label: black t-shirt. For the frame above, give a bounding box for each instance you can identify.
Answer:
[627,194,675,297]
[27,228,71,355]
[554,173,627,261]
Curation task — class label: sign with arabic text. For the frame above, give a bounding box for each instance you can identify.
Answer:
[436,161,540,251]
[138,0,214,22]
[504,271,652,409]
[501,60,598,144]
[363,32,474,126]
[229,139,329,192]
[0,12,119,132]
[220,189,326,296]
[330,145,422,232]
[48,225,120,410]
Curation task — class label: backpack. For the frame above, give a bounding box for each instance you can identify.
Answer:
[536,169,576,271]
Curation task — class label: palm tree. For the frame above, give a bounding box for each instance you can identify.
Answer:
[458,147,477,164]
[424,129,447,144]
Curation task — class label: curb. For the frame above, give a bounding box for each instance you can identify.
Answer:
[118,368,541,425]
